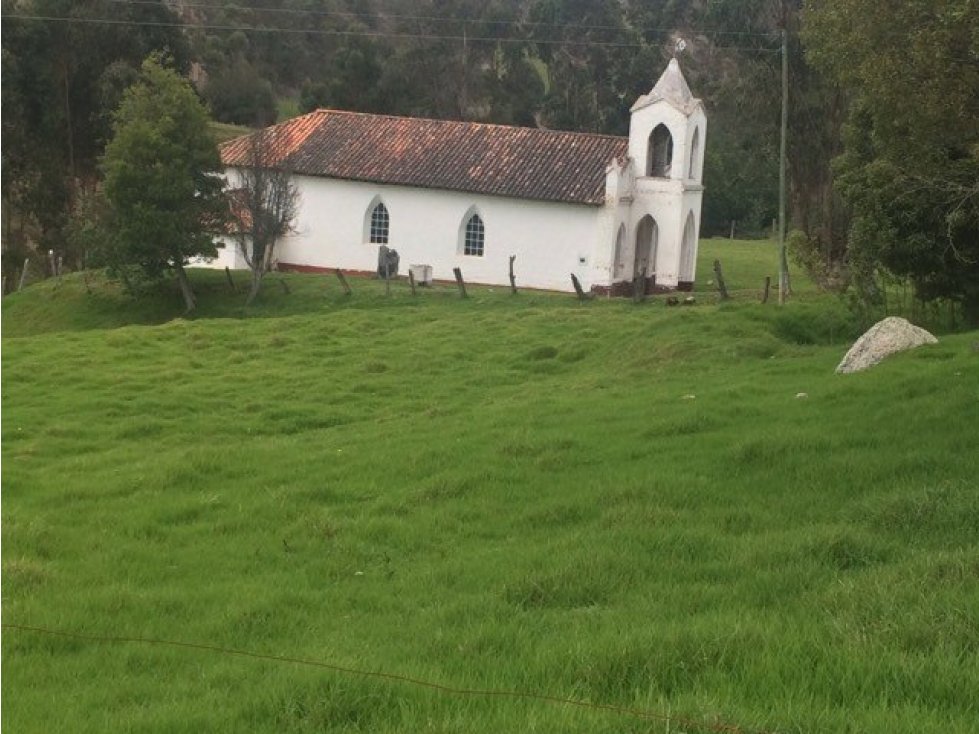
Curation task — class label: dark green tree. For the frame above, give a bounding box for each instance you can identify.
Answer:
[804,0,979,322]
[204,57,277,126]
[101,57,226,312]
[1,0,189,277]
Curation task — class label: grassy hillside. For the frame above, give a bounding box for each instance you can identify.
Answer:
[0,238,833,339]
[209,121,254,144]
[3,241,978,733]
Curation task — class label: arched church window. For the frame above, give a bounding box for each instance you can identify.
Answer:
[689,127,700,180]
[368,201,389,244]
[463,213,484,257]
[647,124,673,178]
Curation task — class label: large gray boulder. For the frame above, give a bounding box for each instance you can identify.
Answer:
[836,316,937,374]
[376,245,399,279]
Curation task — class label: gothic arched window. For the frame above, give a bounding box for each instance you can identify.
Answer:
[689,127,701,180]
[463,212,484,257]
[368,201,389,244]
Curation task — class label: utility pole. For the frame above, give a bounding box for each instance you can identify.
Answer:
[778,26,791,304]
[459,21,469,118]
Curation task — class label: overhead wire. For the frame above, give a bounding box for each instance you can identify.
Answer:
[98,0,784,39]
[0,12,783,53]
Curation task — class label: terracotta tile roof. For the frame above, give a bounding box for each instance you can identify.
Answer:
[220,110,627,206]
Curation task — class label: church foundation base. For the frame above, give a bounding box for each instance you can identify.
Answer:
[591,279,680,298]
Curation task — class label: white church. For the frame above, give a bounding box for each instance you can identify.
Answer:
[215,58,706,295]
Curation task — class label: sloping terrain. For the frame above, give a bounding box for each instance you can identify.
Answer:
[3,241,977,733]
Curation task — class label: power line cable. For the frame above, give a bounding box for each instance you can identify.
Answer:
[0,13,783,52]
[102,0,784,38]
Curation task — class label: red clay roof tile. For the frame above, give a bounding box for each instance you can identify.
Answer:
[220,110,627,206]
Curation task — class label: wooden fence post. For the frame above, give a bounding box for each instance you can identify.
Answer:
[761,276,771,304]
[224,266,237,293]
[571,274,589,301]
[509,255,517,295]
[452,267,468,298]
[713,259,730,300]
[335,268,351,296]
[408,270,417,296]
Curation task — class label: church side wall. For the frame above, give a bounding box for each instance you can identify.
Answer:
[274,175,605,292]
[190,235,248,270]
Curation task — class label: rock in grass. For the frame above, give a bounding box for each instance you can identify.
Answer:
[836,317,937,374]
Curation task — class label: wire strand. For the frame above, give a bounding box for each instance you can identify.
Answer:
[0,13,783,52]
[2,622,779,734]
[100,0,784,38]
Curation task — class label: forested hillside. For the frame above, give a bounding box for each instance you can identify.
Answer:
[3,0,977,320]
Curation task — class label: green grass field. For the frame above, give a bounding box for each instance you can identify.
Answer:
[3,240,978,733]
[209,121,254,144]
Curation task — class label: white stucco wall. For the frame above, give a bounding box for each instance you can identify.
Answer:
[268,174,607,292]
[191,235,249,270]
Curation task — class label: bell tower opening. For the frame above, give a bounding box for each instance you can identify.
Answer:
[647,124,673,178]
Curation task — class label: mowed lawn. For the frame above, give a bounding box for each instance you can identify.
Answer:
[3,240,978,733]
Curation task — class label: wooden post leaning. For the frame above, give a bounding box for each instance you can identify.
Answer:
[335,268,352,296]
[571,274,589,302]
[713,259,730,301]
[453,267,468,299]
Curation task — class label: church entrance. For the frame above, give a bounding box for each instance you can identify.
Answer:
[678,212,696,290]
[633,215,658,296]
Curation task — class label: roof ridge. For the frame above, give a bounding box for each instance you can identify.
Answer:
[311,108,627,142]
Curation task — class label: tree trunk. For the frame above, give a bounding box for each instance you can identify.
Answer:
[246,269,263,306]
[174,265,197,312]
[245,243,276,305]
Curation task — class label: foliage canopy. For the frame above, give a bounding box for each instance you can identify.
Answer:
[101,56,226,310]
[804,0,979,322]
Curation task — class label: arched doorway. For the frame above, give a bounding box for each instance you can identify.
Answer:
[634,215,658,295]
[612,224,627,280]
[679,212,697,289]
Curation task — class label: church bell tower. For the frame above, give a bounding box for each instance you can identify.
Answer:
[608,58,706,292]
